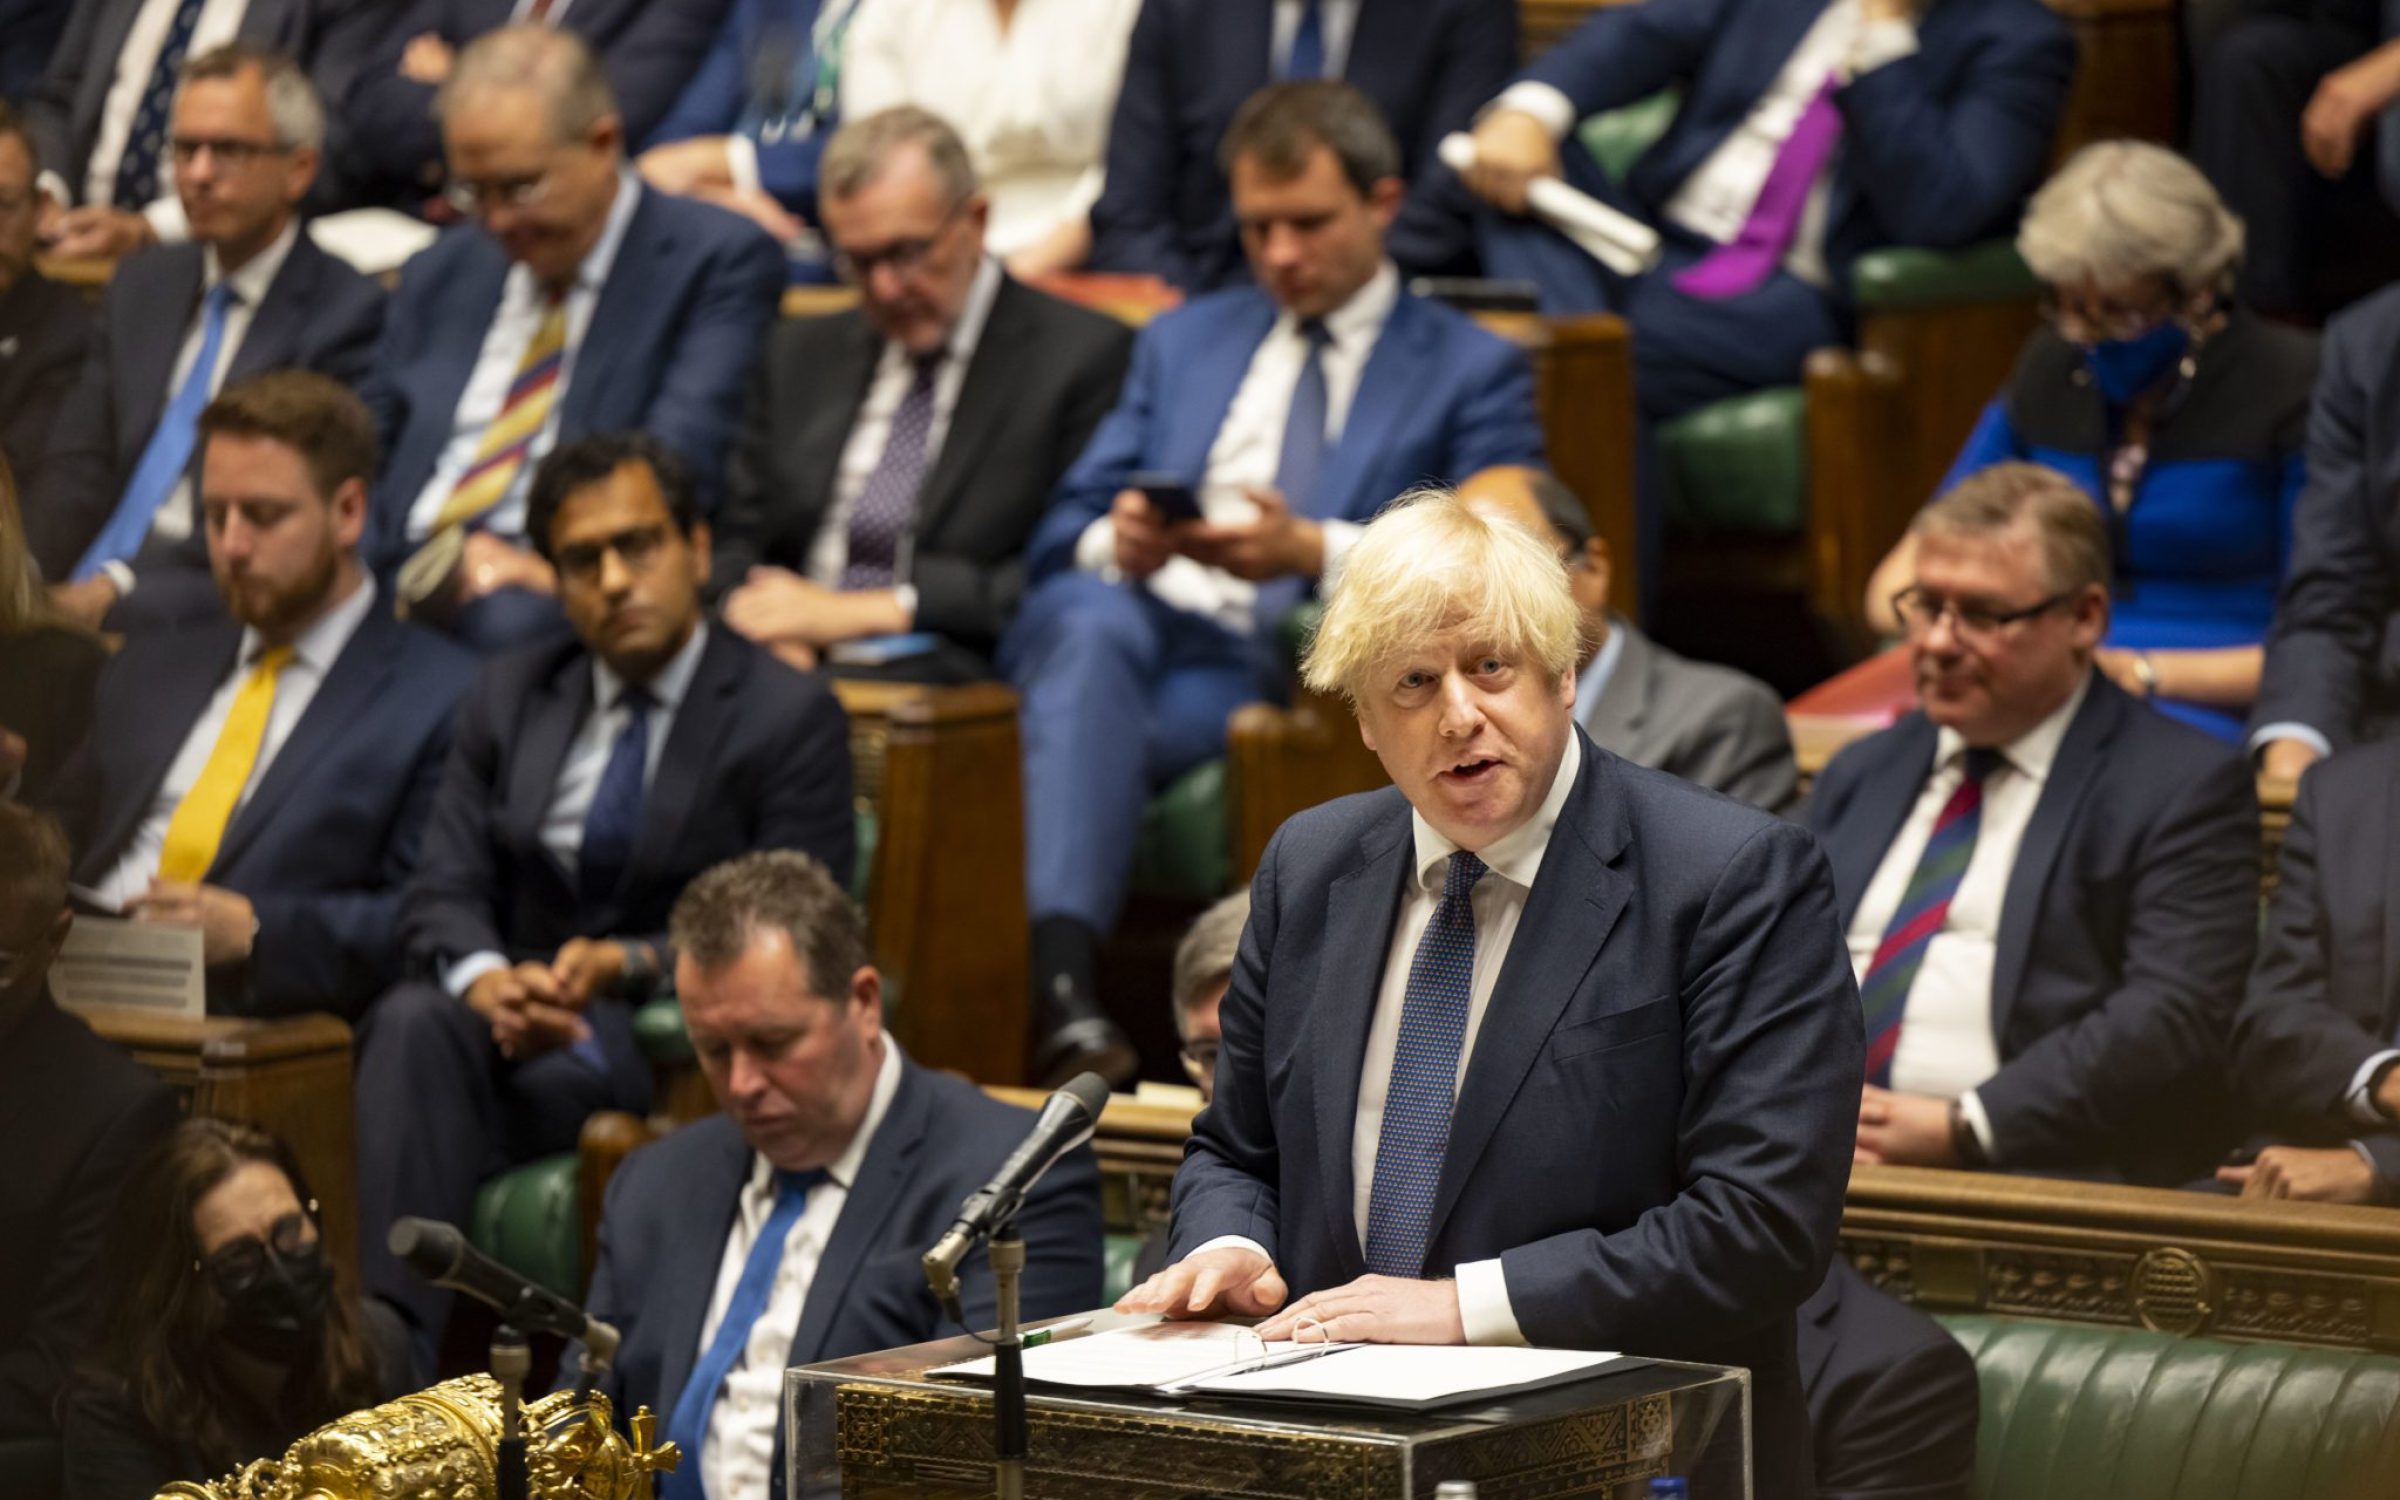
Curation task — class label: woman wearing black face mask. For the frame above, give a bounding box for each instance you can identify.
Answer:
[58,1119,410,1500]
[1864,140,2319,745]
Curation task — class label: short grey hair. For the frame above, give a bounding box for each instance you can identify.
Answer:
[437,24,619,143]
[820,105,979,207]
[2017,140,2245,298]
[1916,461,2112,596]
[1171,892,1250,1034]
[179,44,324,153]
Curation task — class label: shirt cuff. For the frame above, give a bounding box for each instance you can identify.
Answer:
[1959,1088,1998,1164]
[100,559,136,599]
[2348,1050,2400,1126]
[725,133,763,199]
[1318,518,1364,588]
[1454,1257,1528,1347]
[37,170,69,208]
[892,583,917,625]
[2250,722,2333,761]
[1184,1234,1272,1265]
[1074,515,1120,577]
[444,950,510,999]
[1847,18,1920,78]
[143,192,189,244]
[1491,82,1578,142]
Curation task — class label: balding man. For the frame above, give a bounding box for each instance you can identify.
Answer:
[359,25,784,653]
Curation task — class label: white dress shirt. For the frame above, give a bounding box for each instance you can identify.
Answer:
[1272,0,1361,79]
[1843,675,2090,1160]
[696,1037,903,1500]
[402,172,644,545]
[1072,261,1400,635]
[93,576,379,909]
[1496,0,1918,289]
[442,622,710,997]
[70,0,249,232]
[802,254,1004,615]
[840,0,1142,258]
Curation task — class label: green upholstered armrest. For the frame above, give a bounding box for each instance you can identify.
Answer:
[1278,601,1323,677]
[1940,1314,2400,1500]
[1850,241,2039,314]
[1133,759,1230,902]
[633,996,692,1068]
[1576,91,1680,184]
[1657,387,1809,535]
[469,1151,581,1298]
[1103,1234,1147,1305]
[850,804,875,904]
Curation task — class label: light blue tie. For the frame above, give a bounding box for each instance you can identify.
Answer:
[1284,0,1326,79]
[73,280,238,581]
[1362,851,1486,1278]
[661,1168,827,1500]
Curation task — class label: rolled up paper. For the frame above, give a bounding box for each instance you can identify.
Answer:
[1438,132,1664,279]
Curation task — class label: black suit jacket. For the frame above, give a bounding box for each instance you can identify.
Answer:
[716,273,1133,663]
[47,603,477,1020]
[1087,0,1514,290]
[0,626,107,807]
[1174,734,1862,1500]
[26,235,386,628]
[572,1052,1104,1500]
[0,996,178,1441]
[401,626,853,979]
[1808,674,2259,1186]
[2230,739,2400,1193]
[0,270,92,503]
[1798,1260,1978,1500]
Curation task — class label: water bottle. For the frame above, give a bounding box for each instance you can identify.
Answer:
[1432,1484,1479,1499]
[1648,1480,1690,1498]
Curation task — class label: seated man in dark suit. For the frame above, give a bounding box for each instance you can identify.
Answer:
[1118,489,1860,1500]
[359,24,784,654]
[1088,0,1517,290]
[29,44,386,637]
[1807,462,2258,1187]
[2252,281,2400,784]
[1798,1259,1979,1500]
[0,803,178,1461]
[342,0,728,209]
[356,432,855,1372]
[2221,737,2400,1205]
[0,104,92,507]
[47,371,477,1021]
[576,850,1103,1498]
[1004,81,1545,1083]
[1458,0,2074,422]
[1469,463,1800,813]
[716,106,1132,682]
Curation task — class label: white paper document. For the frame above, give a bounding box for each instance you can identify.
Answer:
[50,915,205,1017]
[1437,132,1665,278]
[930,1321,1356,1392]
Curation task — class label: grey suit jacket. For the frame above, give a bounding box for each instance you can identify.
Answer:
[1581,617,1799,815]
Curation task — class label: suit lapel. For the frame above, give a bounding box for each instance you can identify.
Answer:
[1992,679,2121,1038]
[508,651,594,881]
[1176,295,1279,478]
[1825,718,1937,923]
[226,240,316,382]
[1581,620,1653,747]
[1429,737,1630,1249]
[788,1058,929,1366]
[1313,294,1435,524]
[1309,807,1413,1277]
[211,603,398,872]
[657,1122,760,1414]
[126,252,204,443]
[92,624,244,872]
[917,279,1026,539]
[614,630,740,912]
[566,191,662,432]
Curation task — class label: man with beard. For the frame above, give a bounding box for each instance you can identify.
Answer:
[46,370,477,1021]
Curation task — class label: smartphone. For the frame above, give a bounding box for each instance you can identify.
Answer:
[1127,471,1204,524]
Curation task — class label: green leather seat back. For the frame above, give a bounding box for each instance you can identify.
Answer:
[1939,1315,2400,1500]
[1103,1233,1147,1304]
[468,1149,581,1299]
[1132,758,1231,902]
[1577,90,1679,184]
[1657,387,1810,534]
[1851,241,2040,314]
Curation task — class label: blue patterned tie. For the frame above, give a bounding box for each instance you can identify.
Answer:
[74,280,237,580]
[112,0,209,210]
[1273,320,1331,511]
[1363,850,1486,1278]
[578,687,653,907]
[661,1168,828,1500]
[1284,0,1326,79]
[841,350,942,589]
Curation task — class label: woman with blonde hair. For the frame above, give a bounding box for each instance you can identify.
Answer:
[1865,140,2318,742]
[0,451,105,800]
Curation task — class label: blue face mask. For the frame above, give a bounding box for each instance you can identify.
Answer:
[2083,321,2190,404]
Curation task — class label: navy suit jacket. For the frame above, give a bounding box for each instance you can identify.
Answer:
[1807,675,2259,1186]
[27,234,386,629]
[0,270,93,505]
[2231,740,2400,1196]
[644,0,835,213]
[1527,0,2072,279]
[47,603,478,1020]
[573,1054,1104,1499]
[1088,0,1514,291]
[1797,1259,1978,1500]
[342,0,731,203]
[1025,283,1544,631]
[401,626,854,981]
[360,187,783,570]
[2254,282,2400,751]
[1173,734,1862,1499]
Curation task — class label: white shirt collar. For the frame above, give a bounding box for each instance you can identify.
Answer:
[1932,669,2091,785]
[204,218,301,307]
[239,575,376,677]
[592,620,709,715]
[1282,257,1400,353]
[1408,728,1583,894]
[743,1030,904,1197]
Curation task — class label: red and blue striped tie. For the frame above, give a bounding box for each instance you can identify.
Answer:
[1860,747,2003,1087]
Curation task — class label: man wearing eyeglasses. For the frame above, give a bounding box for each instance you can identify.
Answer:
[713,105,1132,683]
[26,43,385,637]
[355,431,855,1377]
[359,24,783,654]
[1805,460,2258,1187]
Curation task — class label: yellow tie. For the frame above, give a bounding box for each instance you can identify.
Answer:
[430,293,568,536]
[156,645,295,884]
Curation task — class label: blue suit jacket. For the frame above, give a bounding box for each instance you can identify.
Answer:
[1025,283,1544,625]
[1807,675,2258,1186]
[1088,0,1514,291]
[1173,733,1862,1500]
[48,603,478,1020]
[1528,0,2073,278]
[573,1054,1104,1499]
[360,187,783,570]
[645,0,837,214]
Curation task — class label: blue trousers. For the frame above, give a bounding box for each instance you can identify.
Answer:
[1000,572,1274,933]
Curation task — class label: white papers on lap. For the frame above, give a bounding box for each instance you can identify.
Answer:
[929,1321,1357,1392]
[50,916,204,1017]
[1436,133,1664,278]
[1185,1344,1629,1410]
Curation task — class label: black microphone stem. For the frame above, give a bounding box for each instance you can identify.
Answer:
[990,1220,1026,1500]
[490,1325,530,1500]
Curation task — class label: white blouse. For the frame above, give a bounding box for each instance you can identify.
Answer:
[841,0,1143,257]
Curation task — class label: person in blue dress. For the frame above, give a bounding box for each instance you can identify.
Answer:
[1867,140,2318,742]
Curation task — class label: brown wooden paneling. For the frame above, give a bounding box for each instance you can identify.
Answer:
[1481,310,1642,622]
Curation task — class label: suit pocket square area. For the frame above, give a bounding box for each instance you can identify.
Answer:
[1546,996,1679,1062]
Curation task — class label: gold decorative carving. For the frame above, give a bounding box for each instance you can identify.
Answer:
[1983,1248,2133,1324]
[2214,1269,2373,1347]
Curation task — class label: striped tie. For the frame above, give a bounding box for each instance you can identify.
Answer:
[1860,747,2003,1087]
[156,646,295,884]
[430,292,567,537]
